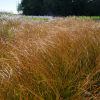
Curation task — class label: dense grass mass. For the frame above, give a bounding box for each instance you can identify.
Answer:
[0,15,100,100]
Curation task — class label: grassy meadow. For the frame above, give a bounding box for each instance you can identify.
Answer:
[0,15,100,100]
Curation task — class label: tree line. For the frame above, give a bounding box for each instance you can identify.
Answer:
[17,0,100,16]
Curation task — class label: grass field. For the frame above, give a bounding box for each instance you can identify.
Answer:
[0,15,100,100]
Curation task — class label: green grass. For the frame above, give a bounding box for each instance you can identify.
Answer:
[24,16,50,21]
[91,16,100,20]
[0,13,16,16]
[66,16,100,20]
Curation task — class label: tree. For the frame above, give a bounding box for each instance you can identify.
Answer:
[43,0,56,15]
[17,3,23,13]
[19,0,100,16]
[72,0,89,16]
[92,0,100,16]
[85,0,100,16]
[21,0,44,15]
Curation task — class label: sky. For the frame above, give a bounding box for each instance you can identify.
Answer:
[0,0,21,14]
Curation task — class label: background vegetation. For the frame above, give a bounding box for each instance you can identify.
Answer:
[0,15,100,99]
[18,0,100,16]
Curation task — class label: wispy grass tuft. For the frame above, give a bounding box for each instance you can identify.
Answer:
[0,16,100,100]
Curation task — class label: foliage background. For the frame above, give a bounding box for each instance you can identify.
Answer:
[18,0,100,16]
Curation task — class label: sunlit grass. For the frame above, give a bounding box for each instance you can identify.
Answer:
[0,15,100,100]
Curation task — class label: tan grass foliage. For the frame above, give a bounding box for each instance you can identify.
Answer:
[0,16,100,100]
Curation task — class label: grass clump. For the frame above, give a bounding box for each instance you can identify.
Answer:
[0,16,100,100]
